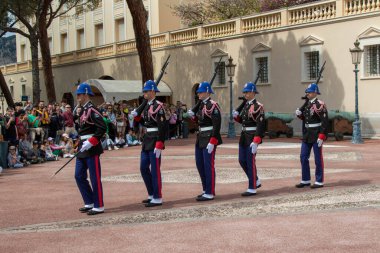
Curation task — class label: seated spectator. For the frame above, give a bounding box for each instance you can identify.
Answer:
[18,134,33,162]
[59,133,75,158]
[8,145,24,168]
[30,141,45,164]
[115,132,126,148]
[126,129,141,146]
[42,139,58,161]
[48,137,64,157]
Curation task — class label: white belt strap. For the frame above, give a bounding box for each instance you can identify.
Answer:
[242,126,257,131]
[80,134,94,140]
[146,127,159,132]
[200,126,213,132]
[305,123,322,128]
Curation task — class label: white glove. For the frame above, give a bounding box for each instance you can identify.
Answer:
[80,140,93,152]
[250,142,258,154]
[131,109,138,117]
[232,110,239,118]
[154,148,162,158]
[206,143,214,154]
[295,108,302,116]
[317,138,323,147]
[187,110,194,117]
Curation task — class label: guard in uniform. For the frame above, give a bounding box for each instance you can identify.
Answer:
[131,80,166,207]
[233,82,265,196]
[187,81,222,201]
[295,83,328,189]
[75,83,107,215]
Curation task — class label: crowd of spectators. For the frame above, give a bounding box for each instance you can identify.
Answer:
[0,99,188,169]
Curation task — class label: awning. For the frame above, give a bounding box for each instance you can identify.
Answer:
[84,79,172,102]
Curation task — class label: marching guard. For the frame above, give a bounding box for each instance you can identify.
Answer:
[188,81,222,201]
[132,80,166,207]
[295,83,328,189]
[75,83,107,215]
[233,82,265,196]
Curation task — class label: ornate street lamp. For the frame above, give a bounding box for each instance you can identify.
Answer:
[349,39,364,144]
[0,92,5,115]
[226,56,236,138]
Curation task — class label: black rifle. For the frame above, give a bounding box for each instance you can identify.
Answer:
[191,56,223,113]
[135,55,171,115]
[235,66,264,113]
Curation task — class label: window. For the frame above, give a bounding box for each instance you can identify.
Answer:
[255,57,269,83]
[77,29,85,49]
[22,85,26,96]
[20,44,26,62]
[61,33,68,53]
[48,37,53,54]
[214,61,226,85]
[95,24,104,46]
[10,86,14,98]
[305,51,320,80]
[365,44,380,77]
[115,18,125,42]
[301,46,322,82]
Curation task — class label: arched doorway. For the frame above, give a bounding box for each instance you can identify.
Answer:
[98,75,115,80]
[90,85,105,106]
[62,93,74,108]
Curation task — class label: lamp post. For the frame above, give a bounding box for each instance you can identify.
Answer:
[349,39,364,144]
[226,56,236,138]
[0,92,4,115]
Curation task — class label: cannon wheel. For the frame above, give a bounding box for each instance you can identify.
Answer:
[335,132,344,141]
[286,128,294,138]
[268,131,277,139]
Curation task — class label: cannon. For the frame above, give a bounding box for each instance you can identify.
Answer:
[265,112,294,139]
[328,110,355,141]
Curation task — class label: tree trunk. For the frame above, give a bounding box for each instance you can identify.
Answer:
[39,0,56,103]
[126,0,154,87]
[0,69,15,109]
[30,34,40,104]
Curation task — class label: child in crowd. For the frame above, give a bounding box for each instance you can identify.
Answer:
[30,141,45,164]
[115,132,126,148]
[126,129,141,146]
[43,138,58,161]
[7,145,24,168]
[59,133,75,158]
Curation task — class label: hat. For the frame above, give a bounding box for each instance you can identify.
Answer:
[196,81,214,94]
[242,82,259,93]
[305,83,320,94]
[142,80,160,92]
[76,82,94,96]
[47,137,54,141]
[15,102,23,106]
[62,133,69,138]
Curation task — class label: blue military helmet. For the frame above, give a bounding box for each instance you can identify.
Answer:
[76,82,94,96]
[242,82,259,94]
[142,80,160,92]
[305,83,321,94]
[196,81,214,94]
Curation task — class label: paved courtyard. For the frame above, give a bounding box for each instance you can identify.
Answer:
[0,135,379,252]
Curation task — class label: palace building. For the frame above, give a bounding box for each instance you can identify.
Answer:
[1,0,380,136]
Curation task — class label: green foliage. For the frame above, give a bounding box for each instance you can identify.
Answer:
[172,0,260,27]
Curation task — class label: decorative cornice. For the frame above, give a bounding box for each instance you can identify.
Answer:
[358,27,380,39]
[299,35,324,46]
[252,43,271,52]
[210,49,228,57]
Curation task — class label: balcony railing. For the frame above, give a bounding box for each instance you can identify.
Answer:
[2,0,379,74]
